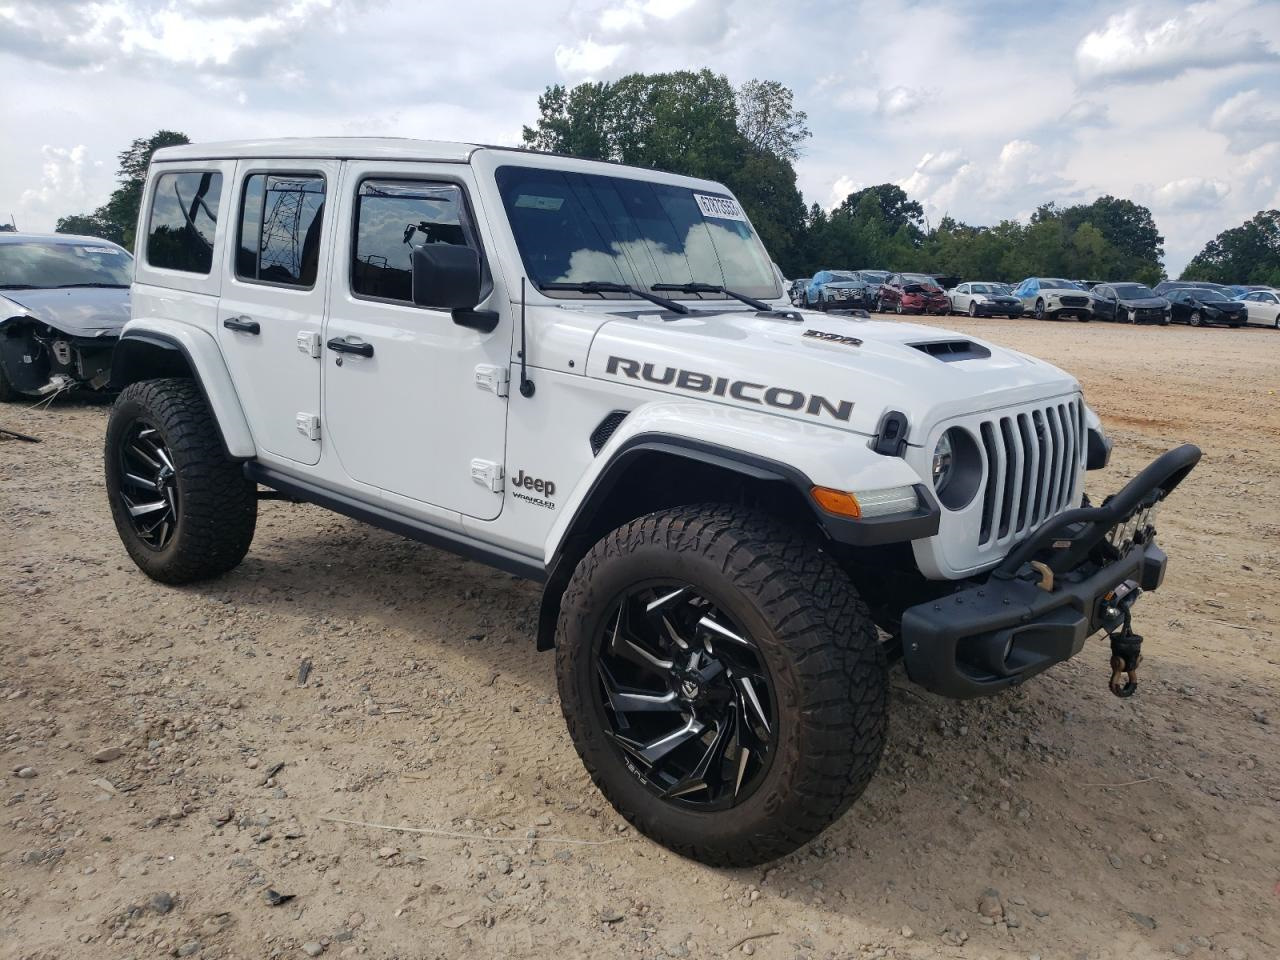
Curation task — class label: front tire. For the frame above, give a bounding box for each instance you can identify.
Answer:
[0,362,22,402]
[1189,310,1203,327]
[967,301,978,317]
[555,505,888,867]
[105,378,257,584]
[1034,299,1046,320]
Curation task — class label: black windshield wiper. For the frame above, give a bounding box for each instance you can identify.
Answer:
[537,280,689,315]
[52,282,129,289]
[651,282,771,311]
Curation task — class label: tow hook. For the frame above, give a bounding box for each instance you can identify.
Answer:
[1108,609,1143,698]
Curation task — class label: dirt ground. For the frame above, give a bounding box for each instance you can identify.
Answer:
[1,317,1277,960]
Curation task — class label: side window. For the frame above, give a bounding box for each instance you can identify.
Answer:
[236,174,326,287]
[352,179,478,304]
[146,171,222,274]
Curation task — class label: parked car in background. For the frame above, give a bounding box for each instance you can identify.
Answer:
[0,233,132,401]
[947,281,1022,318]
[1153,280,1228,296]
[804,270,871,310]
[1237,288,1280,328]
[1010,277,1092,321]
[787,278,807,305]
[855,269,891,288]
[876,272,949,315]
[1090,282,1171,325]
[1165,287,1247,327]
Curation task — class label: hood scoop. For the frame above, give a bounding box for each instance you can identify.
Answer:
[909,339,993,362]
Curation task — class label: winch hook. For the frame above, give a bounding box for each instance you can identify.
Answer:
[1108,609,1143,698]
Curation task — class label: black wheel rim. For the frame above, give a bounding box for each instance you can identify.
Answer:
[116,419,179,549]
[592,583,777,810]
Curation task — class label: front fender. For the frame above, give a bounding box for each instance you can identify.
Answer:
[544,399,935,565]
[113,318,256,459]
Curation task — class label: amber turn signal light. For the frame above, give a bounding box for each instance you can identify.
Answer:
[810,486,861,518]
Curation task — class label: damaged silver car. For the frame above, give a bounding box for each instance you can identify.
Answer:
[0,233,132,401]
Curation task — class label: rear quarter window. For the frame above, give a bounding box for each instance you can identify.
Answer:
[146,171,222,274]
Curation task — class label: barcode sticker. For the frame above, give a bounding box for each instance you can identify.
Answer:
[694,194,747,222]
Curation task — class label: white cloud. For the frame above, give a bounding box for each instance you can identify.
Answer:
[1061,99,1110,127]
[1151,176,1231,209]
[554,37,624,76]
[1209,88,1280,152]
[876,85,934,118]
[19,145,92,215]
[1076,0,1280,85]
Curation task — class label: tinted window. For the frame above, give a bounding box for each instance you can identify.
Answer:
[352,179,475,304]
[236,174,326,287]
[147,172,221,273]
[1193,290,1228,302]
[496,165,779,300]
[1113,283,1155,298]
[0,240,132,288]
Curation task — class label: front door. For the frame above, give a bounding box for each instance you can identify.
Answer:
[322,163,509,521]
[217,160,340,466]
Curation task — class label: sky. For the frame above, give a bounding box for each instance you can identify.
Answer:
[2,0,1278,276]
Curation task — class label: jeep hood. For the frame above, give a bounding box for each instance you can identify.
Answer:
[0,287,130,336]
[584,309,1080,441]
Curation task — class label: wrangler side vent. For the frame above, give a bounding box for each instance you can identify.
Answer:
[909,340,992,362]
[590,410,630,455]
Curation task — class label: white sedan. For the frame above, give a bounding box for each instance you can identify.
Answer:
[1237,289,1280,328]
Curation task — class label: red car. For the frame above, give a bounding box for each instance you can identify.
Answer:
[876,273,950,315]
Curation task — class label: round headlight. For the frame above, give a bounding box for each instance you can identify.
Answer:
[931,427,982,510]
[932,432,955,493]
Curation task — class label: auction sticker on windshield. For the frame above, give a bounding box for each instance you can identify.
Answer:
[695,194,747,222]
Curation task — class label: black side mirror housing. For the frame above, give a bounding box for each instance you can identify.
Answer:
[411,244,499,332]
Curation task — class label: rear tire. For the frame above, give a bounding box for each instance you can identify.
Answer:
[105,378,257,584]
[555,504,888,867]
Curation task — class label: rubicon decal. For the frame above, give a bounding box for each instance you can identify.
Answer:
[605,355,854,422]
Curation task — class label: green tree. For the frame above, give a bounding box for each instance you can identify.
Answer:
[54,213,125,245]
[735,79,811,162]
[1181,210,1280,285]
[55,129,190,252]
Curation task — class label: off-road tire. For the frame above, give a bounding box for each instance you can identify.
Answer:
[0,362,22,402]
[555,504,888,867]
[105,378,257,584]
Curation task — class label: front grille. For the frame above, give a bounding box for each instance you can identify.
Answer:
[1060,295,1089,307]
[976,399,1084,546]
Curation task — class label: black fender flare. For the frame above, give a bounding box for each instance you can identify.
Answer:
[534,433,939,650]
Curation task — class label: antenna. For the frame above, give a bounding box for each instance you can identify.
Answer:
[518,277,535,398]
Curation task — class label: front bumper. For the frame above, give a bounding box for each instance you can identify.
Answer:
[975,302,1022,316]
[901,443,1200,699]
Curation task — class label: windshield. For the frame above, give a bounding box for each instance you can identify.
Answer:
[828,272,858,282]
[1113,283,1155,298]
[1193,290,1229,302]
[496,165,779,301]
[0,240,133,289]
[971,283,993,294]
[858,271,889,283]
[1039,278,1079,290]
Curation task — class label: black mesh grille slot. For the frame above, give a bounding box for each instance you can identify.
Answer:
[979,421,999,544]
[589,410,629,455]
[997,417,1019,539]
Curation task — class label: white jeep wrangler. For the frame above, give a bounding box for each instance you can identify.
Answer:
[106,138,1199,866]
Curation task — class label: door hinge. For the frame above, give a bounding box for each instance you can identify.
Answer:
[470,459,504,493]
[297,331,322,358]
[296,413,321,441]
[475,364,509,397]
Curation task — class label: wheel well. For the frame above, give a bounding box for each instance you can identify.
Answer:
[110,336,195,389]
[535,449,830,651]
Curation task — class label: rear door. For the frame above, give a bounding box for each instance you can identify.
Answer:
[217,161,339,466]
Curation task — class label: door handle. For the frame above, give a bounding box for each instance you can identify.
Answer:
[223,316,260,334]
[326,337,374,358]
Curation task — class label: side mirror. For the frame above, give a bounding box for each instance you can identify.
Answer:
[412,243,482,309]
[411,244,499,333]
